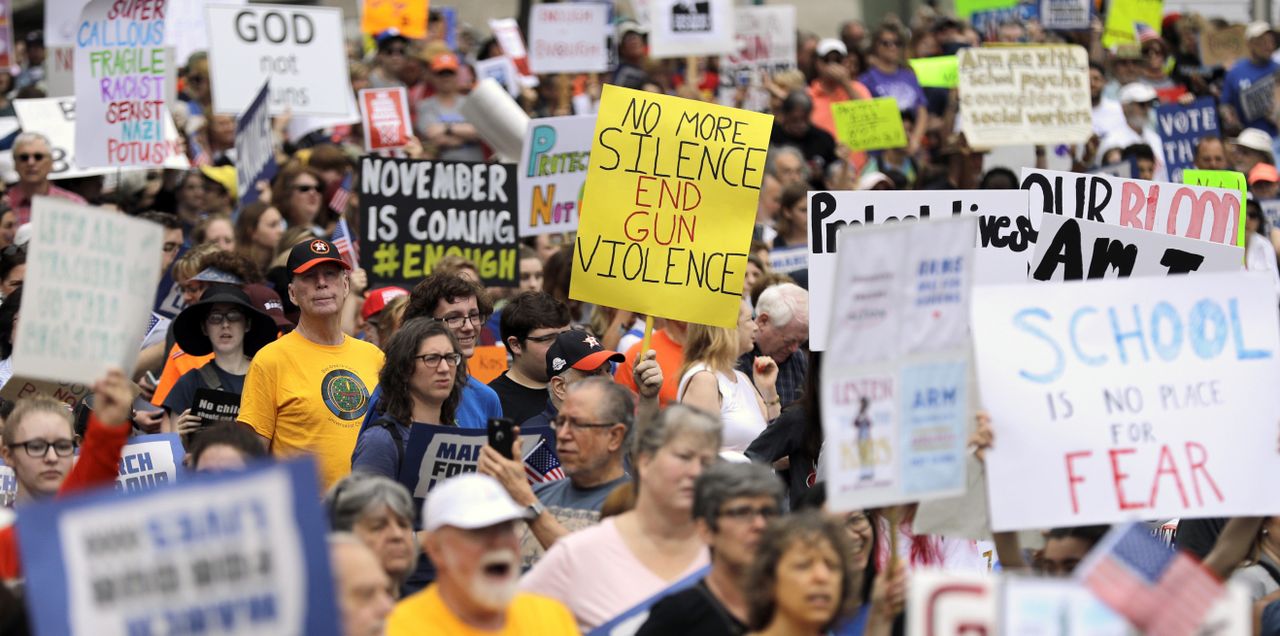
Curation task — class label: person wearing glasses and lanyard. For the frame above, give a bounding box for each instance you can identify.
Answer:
[7,132,87,226]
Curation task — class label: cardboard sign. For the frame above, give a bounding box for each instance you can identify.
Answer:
[806,189,1033,351]
[235,81,277,209]
[972,272,1280,530]
[361,0,428,39]
[909,56,958,88]
[467,345,509,385]
[1030,215,1243,281]
[1039,0,1091,30]
[0,376,92,408]
[116,434,184,494]
[192,388,242,423]
[570,85,772,329]
[359,157,519,288]
[207,4,352,116]
[820,218,974,511]
[1155,97,1219,182]
[958,45,1092,147]
[16,97,187,180]
[1102,0,1162,48]
[18,458,340,636]
[906,570,996,636]
[955,0,1018,18]
[13,198,163,385]
[1201,24,1248,69]
[647,0,736,58]
[1020,168,1244,247]
[718,5,796,89]
[517,115,593,237]
[1183,169,1248,249]
[528,3,609,74]
[397,424,557,500]
[359,87,414,151]
[831,98,908,151]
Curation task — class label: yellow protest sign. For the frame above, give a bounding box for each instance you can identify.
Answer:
[909,56,958,88]
[1102,0,1162,48]
[571,85,772,328]
[1182,169,1248,248]
[362,0,428,39]
[831,98,908,152]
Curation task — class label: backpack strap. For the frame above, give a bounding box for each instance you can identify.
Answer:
[197,363,223,392]
[375,416,405,477]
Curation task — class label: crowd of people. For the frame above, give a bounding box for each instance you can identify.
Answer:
[0,2,1277,635]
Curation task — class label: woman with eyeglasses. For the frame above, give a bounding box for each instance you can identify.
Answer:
[272,164,327,233]
[161,284,278,439]
[859,25,929,156]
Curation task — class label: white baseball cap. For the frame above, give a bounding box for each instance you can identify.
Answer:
[1246,21,1274,41]
[423,473,532,532]
[1233,127,1275,156]
[817,38,848,58]
[1118,82,1158,104]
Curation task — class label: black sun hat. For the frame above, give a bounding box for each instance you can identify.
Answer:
[172,284,280,357]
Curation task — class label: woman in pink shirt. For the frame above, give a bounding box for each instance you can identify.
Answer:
[520,405,724,631]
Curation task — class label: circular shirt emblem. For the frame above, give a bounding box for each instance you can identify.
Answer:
[311,240,331,254]
[321,370,370,420]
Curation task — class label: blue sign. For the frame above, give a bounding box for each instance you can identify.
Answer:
[1155,97,1219,183]
[397,423,559,503]
[970,3,1039,35]
[235,81,279,212]
[18,458,339,636]
[115,433,185,494]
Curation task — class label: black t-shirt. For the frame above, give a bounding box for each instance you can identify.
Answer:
[1174,518,1226,559]
[635,580,746,636]
[488,372,549,425]
[745,405,816,510]
[162,363,246,416]
[769,123,838,188]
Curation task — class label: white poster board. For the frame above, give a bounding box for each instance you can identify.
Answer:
[45,0,89,47]
[206,4,352,116]
[958,45,1092,147]
[972,272,1280,530]
[1021,168,1244,247]
[13,198,164,385]
[907,570,997,636]
[821,218,974,511]
[528,3,609,74]
[517,115,593,237]
[717,5,796,108]
[807,189,1032,351]
[14,97,188,180]
[167,0,246,64]
[474,56,522,98]
[647,0,736,58]
[1031,215,1244,281]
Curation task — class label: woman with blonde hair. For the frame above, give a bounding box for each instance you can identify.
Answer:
[678,299,779,452]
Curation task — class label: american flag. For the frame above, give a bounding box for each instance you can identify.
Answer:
[1076,523,1222,636]
[329,173,353,215]
[1135,22,1161,44]
[330,216,359,268]
[523,438,565,484]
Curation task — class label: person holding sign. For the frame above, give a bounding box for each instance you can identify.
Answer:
[162,284,279,437]
[1222,23,1280,135]
[808,39,871,173]
[859,26,927,155]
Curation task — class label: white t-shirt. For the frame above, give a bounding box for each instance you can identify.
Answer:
[676,363,768,452]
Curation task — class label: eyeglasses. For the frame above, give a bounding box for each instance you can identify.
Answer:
[435,311,488,329]
[416,352,462,368]
[524,330,568,344]
[205,310,245,326]
[878,39,901,48]
[550,415,618,432]
[15,153,46,163]
[293,184,320,194]
[719,504,780,521]
[9,438,75,458]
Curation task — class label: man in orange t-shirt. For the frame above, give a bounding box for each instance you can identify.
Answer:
[613,320,686,407]
[807,38,871,175]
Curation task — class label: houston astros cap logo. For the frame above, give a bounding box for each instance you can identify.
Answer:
[311,240,330,254]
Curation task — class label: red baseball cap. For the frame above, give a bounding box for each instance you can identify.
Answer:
[361,286,409,320]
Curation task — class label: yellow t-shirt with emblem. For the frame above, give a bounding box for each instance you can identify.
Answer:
[387,585,578,636]
[238,330,384,490]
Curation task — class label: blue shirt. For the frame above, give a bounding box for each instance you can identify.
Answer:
[1223,58,1280,135]
[359,376,503,434]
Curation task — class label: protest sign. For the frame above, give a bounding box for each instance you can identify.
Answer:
[909,56,958,88]
[831,98,908,151]
[1156,97,1219,182]
[0,0,13,68]
[359,87,414,152]
[955,0,1018,18]
[361,0,428,39]
[768,245,807,275]
[1020,168,1244,247]
[437,6,458,49]
[116,434,184,494]
[1000,576,1130,634]
[207,4,351,116]
[570,85,772,328]
[45,46,76,97]
[958,45,1092,147]
[18,102,186,179]
[468,345,509,385]
[1090,159,1136,179]
[647,0,736,58]
[906,570,996,636]
[1030,215,1243,282]
[718,5,796,90]
[397,424,558,500]
[1239,72,1277,123]
[806,189,1032,351]
[517,114,593,237]
[970,3,1038,36]
[972,272,1280,530]
[528,3,609,74]
[488,18,535,86]
[360,157,519,288]
[0,460,14,507]
[19,458,339,636]
[0,376,91,409]
[1183,169,1248,248]
[12,198,163,386]
[1263,199,1280,229]
[821,218,975,511]
[192,388,242,423]
[46,0,89,47]
[1040,0,1090,30]
[474,55,522,98]
[1200,24,1248,69]
[235,82,277,209]
[1102,0,1162,47]
[168,0,244,63]
[73,0,174,168]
